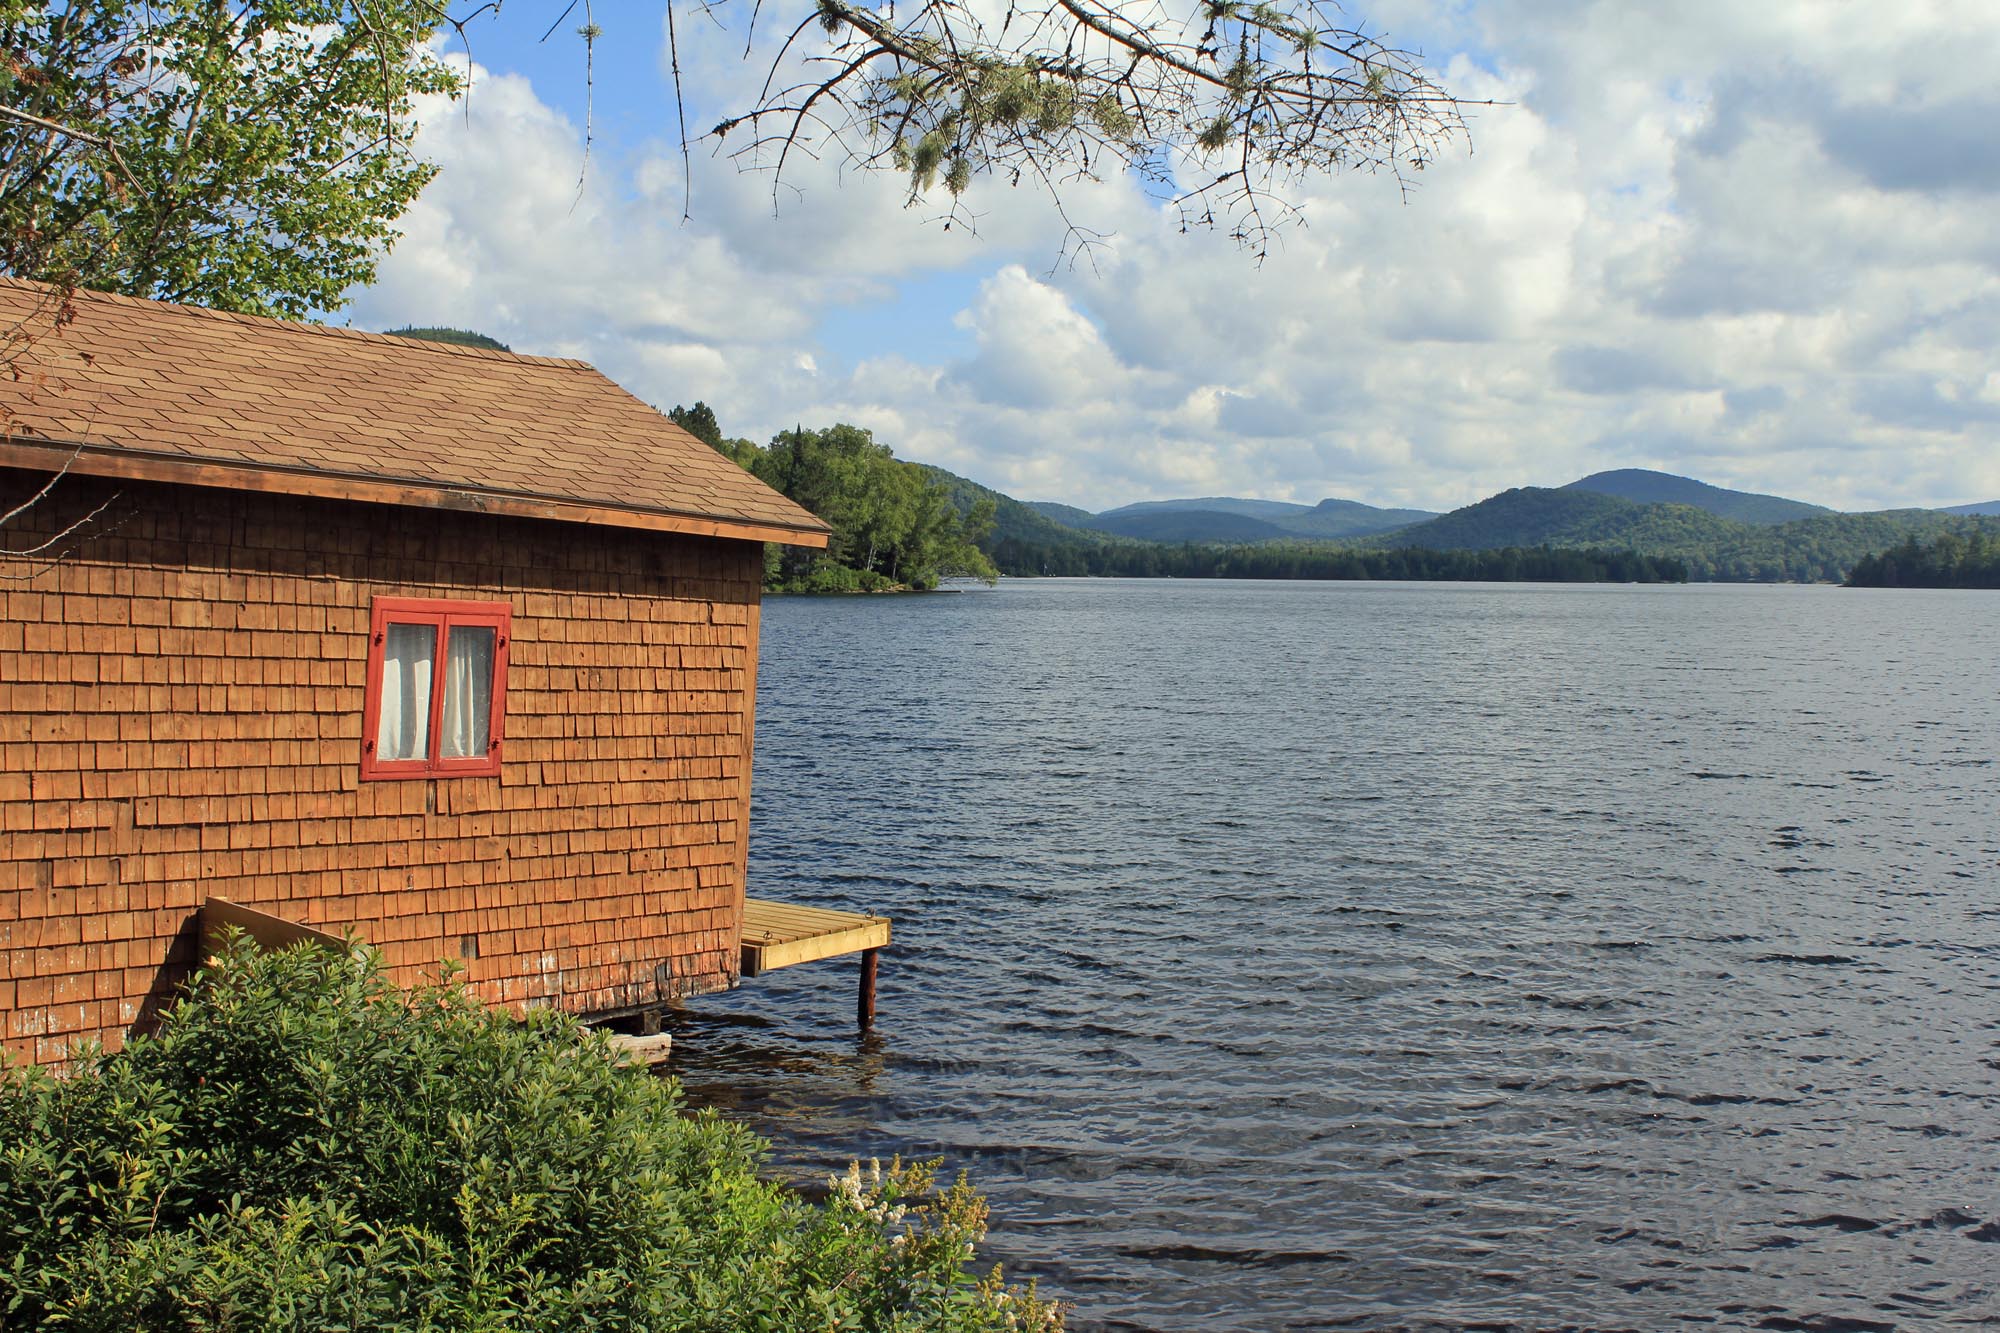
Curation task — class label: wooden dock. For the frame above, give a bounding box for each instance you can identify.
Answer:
[740,897,892,1027]
[741,898,891,976]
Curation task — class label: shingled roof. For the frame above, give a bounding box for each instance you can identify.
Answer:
[0,279,829,546]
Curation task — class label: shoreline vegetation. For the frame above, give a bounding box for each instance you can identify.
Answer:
[769,543,1691,592]
[1030,543,1689,584]
[1844,531,2000,589]
[665,405,1000,594]
[0,942,1061,1331]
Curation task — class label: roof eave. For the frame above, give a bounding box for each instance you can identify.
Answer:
[0,437,832,549]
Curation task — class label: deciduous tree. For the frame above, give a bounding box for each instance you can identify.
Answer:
[0,0,462,317]
[752,421,999,589]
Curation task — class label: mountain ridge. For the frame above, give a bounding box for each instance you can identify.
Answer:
[1034,493,1438,543]
[1561,468,1830,525]
[942,467,1998,583]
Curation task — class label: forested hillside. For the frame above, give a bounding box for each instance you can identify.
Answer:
[916,471,1678,581]
[1377,487,1986,581]
[1025,500,1098,528]
[1383,488,1743,552]
[920,466,1100,553]
[384,326,511,351]
[1086,509,1295,542]
[1688,510,1991,582]
[1001,542,1686,582]
[1094,496,1313,522]
[1283,497,1440,538]
[1846,529,2000,588]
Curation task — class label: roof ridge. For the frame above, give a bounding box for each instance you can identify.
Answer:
[0,276,593,371]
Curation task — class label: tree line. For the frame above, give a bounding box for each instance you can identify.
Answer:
[987,536,1687,583]
[1845,529,2000,589]
[669,403,998,592]
[671,407,1687,589]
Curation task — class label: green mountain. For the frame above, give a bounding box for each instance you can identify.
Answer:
[925,464,1998,584]
[1383,488,1738,551]
[1378,486,1991,582]
[1096,496,1313,522]
[1025,501,1098,528]
[384,326,512,352]
[1280,498,1438,538]
[1562,468,1829,525]
[1086,509,1295,542]
[929,468,1299,576]
[1941,500,2000,516]
[1049,494,1436,544]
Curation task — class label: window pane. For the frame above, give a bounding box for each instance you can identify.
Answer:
[377,622,435,761]
[440,624,495,759]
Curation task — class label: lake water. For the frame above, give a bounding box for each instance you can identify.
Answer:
[664,580,2000,1331]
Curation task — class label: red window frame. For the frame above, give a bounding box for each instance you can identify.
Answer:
[359,597,511,781]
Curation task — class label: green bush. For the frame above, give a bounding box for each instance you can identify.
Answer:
[770,559,899,595]
[0,941,1060,1332]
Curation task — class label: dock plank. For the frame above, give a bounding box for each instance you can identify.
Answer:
[741,897,891,977]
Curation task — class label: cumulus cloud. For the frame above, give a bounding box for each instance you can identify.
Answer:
[347,1,2000,513]
[945,268,1129,410]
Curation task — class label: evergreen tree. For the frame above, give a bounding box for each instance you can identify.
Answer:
[668,401,726,452]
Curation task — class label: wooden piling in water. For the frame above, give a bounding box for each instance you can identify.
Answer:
[858,948,879,1029]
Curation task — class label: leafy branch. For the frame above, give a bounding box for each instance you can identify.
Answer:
[0,0,464,317]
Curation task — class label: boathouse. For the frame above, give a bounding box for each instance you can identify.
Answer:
[0,279,872,1066]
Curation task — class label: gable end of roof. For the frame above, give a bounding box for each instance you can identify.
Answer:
[0,279,830,548]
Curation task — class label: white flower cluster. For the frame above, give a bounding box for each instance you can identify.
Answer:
[827,1158,909,1227]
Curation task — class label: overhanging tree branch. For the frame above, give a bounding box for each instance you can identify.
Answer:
[0,0,463,317]
[685,0,1478,255]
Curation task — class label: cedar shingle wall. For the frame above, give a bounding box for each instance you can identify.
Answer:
[0,473,763,1067]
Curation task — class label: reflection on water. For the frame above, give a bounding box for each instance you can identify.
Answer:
[664,581,2000,1331]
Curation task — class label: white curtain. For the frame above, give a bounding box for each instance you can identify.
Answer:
[441,625,495,758]
[377,623,435,761]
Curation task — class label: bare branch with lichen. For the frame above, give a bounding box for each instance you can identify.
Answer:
[693,0,1474,256]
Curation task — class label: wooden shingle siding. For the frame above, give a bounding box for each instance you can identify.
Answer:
[0,473,762,1066]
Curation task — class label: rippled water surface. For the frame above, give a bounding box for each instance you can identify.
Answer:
[664,580,2000,1331]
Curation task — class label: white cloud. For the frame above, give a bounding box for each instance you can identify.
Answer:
[945,268,1129,410]
[347,2,2000,514]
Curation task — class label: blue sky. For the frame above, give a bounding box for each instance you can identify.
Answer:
[418,5,991,370]
[343,0,2000,514]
